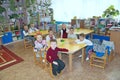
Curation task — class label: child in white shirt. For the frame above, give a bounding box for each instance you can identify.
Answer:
[75,33,93,60]
[46,29,56,42]
[29,23,38,33]
[23,25,35,46]
[67,27,77,39]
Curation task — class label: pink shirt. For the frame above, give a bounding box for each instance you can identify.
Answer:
[34,40,47,50]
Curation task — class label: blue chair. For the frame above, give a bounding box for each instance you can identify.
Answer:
[92,34,110,42]
[90,44,108,69]
[102,40,114,62]
[90,40,114,69]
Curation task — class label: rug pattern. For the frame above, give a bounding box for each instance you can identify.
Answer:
[0,45,23,70]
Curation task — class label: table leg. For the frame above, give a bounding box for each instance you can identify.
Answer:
[58,52,62,59]
[69,54,72,71]
[82,48,85,63]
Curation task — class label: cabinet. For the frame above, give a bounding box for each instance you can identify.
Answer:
[80,20,85,28]
[110,30,120,56]
[71,19,85,28]
[1,32,13,44]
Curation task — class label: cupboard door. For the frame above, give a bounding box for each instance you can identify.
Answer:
[110,31,120,55]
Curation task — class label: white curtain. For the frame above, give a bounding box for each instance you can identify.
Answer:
[51,0,120,22]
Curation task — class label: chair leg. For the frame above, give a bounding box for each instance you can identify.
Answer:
[24,39,33,49]
[44,62,54,78]
[49,64,54,78]
[103,58,106,69]
[90,57,93,67]
[108,51,114,62]
[89,53,107,69]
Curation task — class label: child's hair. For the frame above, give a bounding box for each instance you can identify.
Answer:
[36,34,42,39]
[44,22,47,24]
[50,39,57,43]
[48,29,53,32]
[34,34,42,39]
[79,33,85,37]
[24,24,28,27]
[62,23,66,27]
[70,27,74,30]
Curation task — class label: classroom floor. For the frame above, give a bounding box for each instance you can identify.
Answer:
[0,40,120,80]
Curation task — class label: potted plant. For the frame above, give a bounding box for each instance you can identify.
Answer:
[102,5,120,18]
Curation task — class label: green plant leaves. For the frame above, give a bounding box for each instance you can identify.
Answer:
[102,5,119,18]
[9,14,19,19]
[9,0,16,11]
[0,6,6,14]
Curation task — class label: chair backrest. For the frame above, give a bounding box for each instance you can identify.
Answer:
[102,40,114,50]
[91,39,101,45]
[92,34,110,42]
[93,43,106,53]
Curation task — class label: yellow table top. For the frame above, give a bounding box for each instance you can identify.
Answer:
[29,30,48,36]
[48,38,86,54]
[74,28,94,35]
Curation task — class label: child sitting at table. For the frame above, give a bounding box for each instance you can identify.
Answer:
[60,24,69,38]
[46,29,56,42]
[75,33,93,61]
[23,25,29,37]
[46,39,68,76]
[23,25,35,46]
[34,34,47,58]
[29,23,38,33]
[67,27,77,39]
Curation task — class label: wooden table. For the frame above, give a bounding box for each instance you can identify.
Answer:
[74,28,94,39]
[74,28,94,35]
[50,38,86,71]
[29,30,48,36]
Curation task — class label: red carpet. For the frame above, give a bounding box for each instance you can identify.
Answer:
[0,45,23,70]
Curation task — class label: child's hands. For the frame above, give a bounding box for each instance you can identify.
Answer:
[53,61,58,65]
[44,45,48,49]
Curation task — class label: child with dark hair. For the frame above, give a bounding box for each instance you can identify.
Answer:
[75,33,93,61]
[46,39,68,76]
[67,27,77,39]
[46,29,56,42]
[23,25,35,46]
[29,23,38,33]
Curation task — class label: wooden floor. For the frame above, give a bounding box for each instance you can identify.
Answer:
[0,40,120,80]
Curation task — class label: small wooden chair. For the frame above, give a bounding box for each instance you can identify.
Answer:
[102,40,115,62]
[33,47,40,65]
[24,39,33,49]
[33,48,53,77]
[44,55,53,77]
[33,48,45,67]
[90,40,115,69]
[90,50,108,69]
[108,50,114,62]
